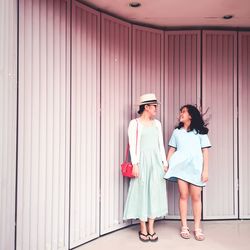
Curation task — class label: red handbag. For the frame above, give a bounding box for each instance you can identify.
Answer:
[121,119,138,178]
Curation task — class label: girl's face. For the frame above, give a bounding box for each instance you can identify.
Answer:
[145,104,158,118]
[179,107,191,123]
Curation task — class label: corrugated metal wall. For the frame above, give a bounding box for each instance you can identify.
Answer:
[100,14,131,234]
[0,0,17,249]
[2,0,250,248]
[70,1,100,247]
[164,31,201,219]
[202,31,238,219]
[239,32,250,219]
[132,25,164,120]
[18,1,70,249]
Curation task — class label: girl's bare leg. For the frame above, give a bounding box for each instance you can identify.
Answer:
[189,184,202,230]
[178,179,189,228]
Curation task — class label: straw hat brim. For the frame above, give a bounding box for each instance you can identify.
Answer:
[134,100,161,106]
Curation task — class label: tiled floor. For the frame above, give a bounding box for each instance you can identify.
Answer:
[76,220,250,250]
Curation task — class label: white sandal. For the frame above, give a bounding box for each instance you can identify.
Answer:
[194,228,205,241]
[180,226,190,239]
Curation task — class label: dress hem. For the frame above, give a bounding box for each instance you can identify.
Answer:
[123,210,168,222]
[164,176,205,187]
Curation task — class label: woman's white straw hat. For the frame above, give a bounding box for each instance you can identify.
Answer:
[138,93,160,106]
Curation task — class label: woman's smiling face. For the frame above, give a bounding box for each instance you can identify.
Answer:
[179,107,191,123]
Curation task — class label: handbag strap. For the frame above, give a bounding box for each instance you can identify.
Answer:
[125,119,138,162]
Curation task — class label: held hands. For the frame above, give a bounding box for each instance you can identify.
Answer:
[164,160,169,172]
[164,165,169,173]
[132,164,139,177]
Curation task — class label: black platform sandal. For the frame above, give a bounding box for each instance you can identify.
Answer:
[138,231,149,242]
[148,232,158,242]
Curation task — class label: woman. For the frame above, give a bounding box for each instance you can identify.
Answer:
[164,105,211,241]
[123,93,168,242]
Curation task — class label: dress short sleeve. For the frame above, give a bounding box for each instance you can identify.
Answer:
[168,130,177,148]
[199,134,211,148]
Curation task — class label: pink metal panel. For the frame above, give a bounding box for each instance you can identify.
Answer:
[100,14,131,234]
[202,30,238,219]
[132,25,164,120]
[18,0,70,249]
[239,32,250,219]
[164,31,201,219]
[70,1,100,247]
[0,0,17,249]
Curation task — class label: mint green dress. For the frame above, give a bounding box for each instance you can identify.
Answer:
[123,123,168,222]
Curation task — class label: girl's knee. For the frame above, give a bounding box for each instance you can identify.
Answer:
[191,193,201,202]
[180,192,189,201]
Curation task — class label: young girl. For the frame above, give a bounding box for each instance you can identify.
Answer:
[123,93,168,242]
[164,105,211,241]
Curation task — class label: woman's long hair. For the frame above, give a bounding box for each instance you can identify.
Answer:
[177,104,209,134]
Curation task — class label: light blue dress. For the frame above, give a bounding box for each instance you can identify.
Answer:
[164,128,211,187]
[123,122,168,221]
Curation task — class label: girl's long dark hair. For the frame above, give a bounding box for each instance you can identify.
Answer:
[177,104,209,134]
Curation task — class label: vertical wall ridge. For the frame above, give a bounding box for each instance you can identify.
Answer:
[100,13,131,235]
[0,0,17,249]
[18,0,70,249]
[70,1,100,247]
[202,30,238,219]
[239,32,250,219]
[164,30,201,218]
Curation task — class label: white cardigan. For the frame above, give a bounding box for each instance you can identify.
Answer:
[128,118,168,166]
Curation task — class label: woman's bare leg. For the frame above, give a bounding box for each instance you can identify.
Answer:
[139,220,148,240]
[148,218,158,240]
